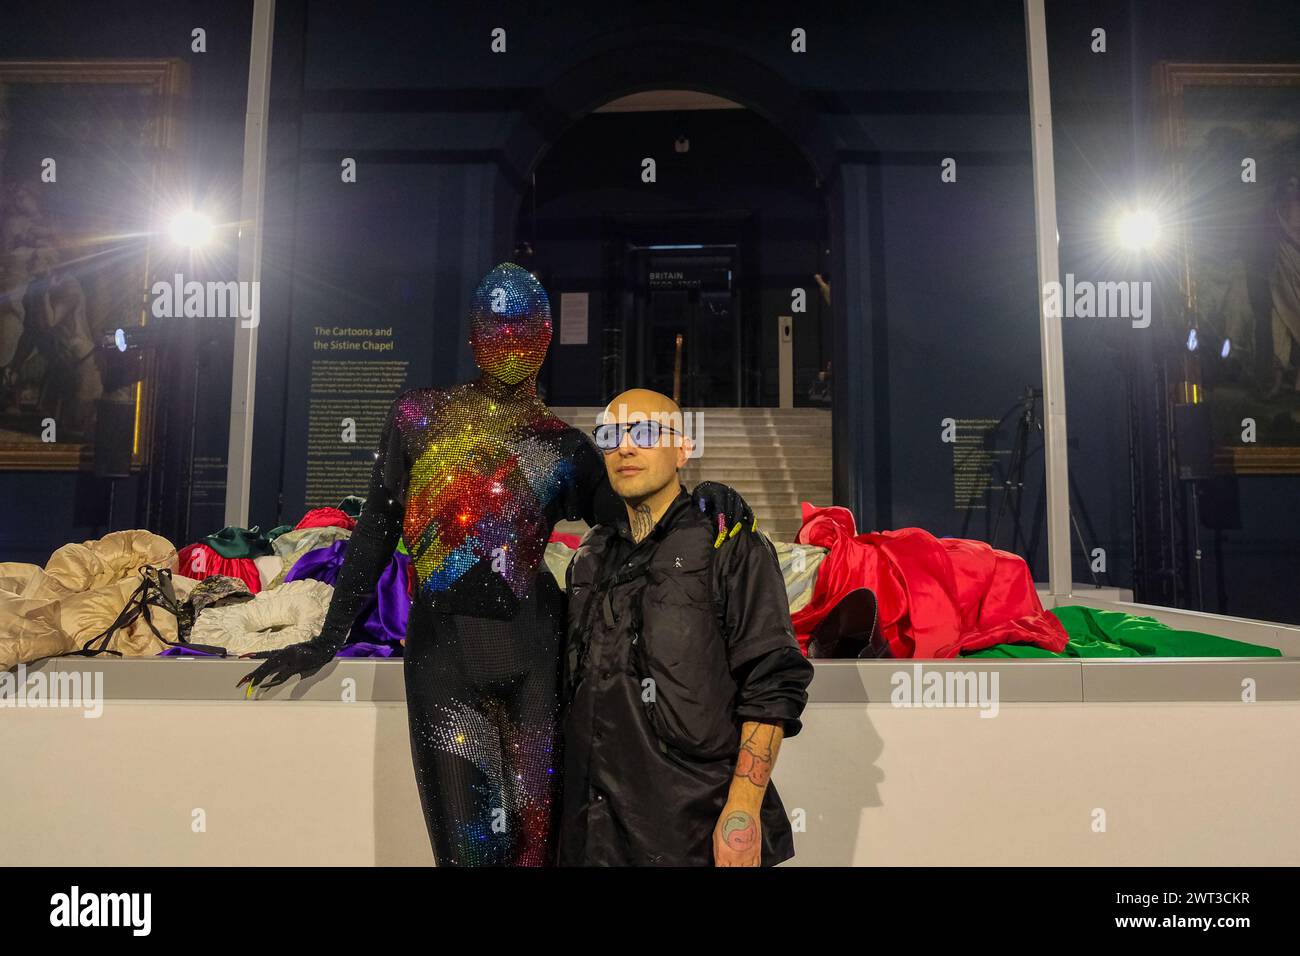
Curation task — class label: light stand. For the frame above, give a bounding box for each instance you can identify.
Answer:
[988,385,1102,587]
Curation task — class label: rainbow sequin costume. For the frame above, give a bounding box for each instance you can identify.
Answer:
[308,263,744,866]
[312,263,607,865]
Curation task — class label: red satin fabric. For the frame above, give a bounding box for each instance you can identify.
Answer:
[294,507,357,531]
[548,531,583,550]
[790,503,1067,658]
[176,543,263,595]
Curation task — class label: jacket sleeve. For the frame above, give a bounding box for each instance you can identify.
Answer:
[732,646,814,738]
[716,530,814,736]
[312,394,408,651]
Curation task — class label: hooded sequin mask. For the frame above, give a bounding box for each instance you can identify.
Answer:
[469,262,552,385]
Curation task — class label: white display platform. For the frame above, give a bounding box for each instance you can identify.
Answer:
[3,652,1297,866]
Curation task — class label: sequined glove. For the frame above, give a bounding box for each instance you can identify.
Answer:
[692,481,757,547]
[237,640,337,693]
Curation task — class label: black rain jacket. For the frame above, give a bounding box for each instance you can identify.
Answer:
[559,487,813,866]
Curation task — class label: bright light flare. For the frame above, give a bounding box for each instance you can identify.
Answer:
[1116,210,1160,252]
[168,210,215,249]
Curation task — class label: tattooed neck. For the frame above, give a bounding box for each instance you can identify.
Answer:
[629,503,654,542]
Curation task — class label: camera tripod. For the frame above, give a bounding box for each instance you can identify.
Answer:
[968,386,1102,587]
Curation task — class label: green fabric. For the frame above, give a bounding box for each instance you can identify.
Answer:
[264,524,293,544]
[337,495,366,519]
[202,526,275,559]
[964,605,1282,659]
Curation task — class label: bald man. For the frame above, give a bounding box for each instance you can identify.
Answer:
[558,389,813,866]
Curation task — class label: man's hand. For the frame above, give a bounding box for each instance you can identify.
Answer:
[714,721,784,866]
[691,481,756,547]
[713,804,762,867]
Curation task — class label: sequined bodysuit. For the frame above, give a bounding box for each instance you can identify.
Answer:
[314,379,608,866]
[309,262,608,866]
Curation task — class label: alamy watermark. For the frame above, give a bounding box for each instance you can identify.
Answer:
[0,663,103,718]
[1043,273,1150,328]
[150,273,259,327]
[49,886,150,936]
[890,663,1000,718]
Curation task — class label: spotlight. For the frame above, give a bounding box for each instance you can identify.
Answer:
[1186,328,1198,352]
[1116,210,1160,252]
[168,210,214,249]
[1221,338,1231,359]
[104,326,168,353]
[100,326,167,391]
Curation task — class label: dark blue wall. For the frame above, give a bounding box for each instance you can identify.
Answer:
[3,0,1298,627]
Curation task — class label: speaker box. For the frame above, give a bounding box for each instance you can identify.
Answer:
[1173,403,1213,481]
[93,398,135,478]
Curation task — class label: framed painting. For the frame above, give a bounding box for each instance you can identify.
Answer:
[0,59,187,470]
[1155,62,1300,474]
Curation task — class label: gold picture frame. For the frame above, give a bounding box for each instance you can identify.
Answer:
[0,58,188,471]
[1155,62,1300,474]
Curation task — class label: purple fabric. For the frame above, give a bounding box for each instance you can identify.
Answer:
[336,641,400,658]
[360,550,411,643]
[287,541,411,649]
[159,646,220,657]
[285,539,349,586]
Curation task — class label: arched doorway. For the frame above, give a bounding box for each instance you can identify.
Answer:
[492,39,865,537]
[517,89,830,410]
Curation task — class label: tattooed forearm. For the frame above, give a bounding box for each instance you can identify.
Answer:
[734,722,780,788]
[720,810,758,853]
[716,722,782,865]
[629,503,654,542]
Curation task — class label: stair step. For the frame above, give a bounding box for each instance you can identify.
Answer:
[680,472,828,486]
[684,458,831,469]
[549,406,832,544]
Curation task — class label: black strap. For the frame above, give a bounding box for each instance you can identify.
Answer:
[75,567,229,659]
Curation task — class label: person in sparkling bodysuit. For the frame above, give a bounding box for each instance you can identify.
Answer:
[240,262,752,866]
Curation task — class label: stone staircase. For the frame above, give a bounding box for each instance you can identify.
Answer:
[550,406,833,542]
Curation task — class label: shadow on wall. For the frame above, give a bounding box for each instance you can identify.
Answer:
[781,705,885,867]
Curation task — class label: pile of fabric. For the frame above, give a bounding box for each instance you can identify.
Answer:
[164,500,413,660]
[0,530,196,670]
[966,605,1281,659]
[788,503,1068,658]
[0,497,412,670]
[6,495,1281,671]
[776,503,1279,659]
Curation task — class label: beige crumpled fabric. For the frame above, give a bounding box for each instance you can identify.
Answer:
[0,595,70,670]
[1,533,193,671]
[254,554,283,590]
[543,540,575,587]
[770,539,829,613]
[43,530,177,593]
[190,578,334,656]
[58,573,177,656]
[0,562,75,602]
[0,565,72,669]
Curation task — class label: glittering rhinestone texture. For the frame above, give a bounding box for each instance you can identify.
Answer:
[424,697,557,866]
[395,382,574,611]
[469,262,552,385]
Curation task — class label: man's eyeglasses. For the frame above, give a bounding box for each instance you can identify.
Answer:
[592,420,683,453]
